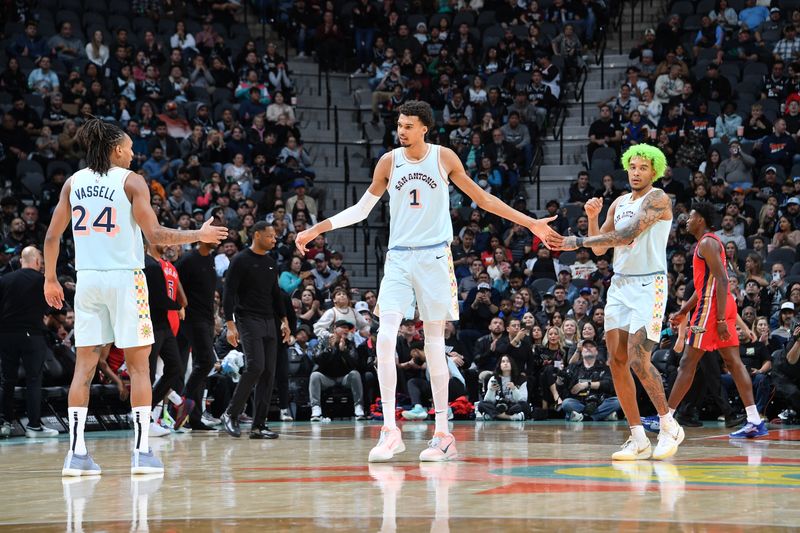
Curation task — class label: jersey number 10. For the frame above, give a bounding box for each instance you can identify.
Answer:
[72,205,119,236]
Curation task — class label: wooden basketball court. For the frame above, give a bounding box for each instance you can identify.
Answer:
[2,421,799,531]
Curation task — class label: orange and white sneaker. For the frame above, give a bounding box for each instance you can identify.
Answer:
[419,432,458,462]
[368,426,406,462]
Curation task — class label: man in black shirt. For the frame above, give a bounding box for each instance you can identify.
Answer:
[220,222,290,439]
[587,105,622,160]
[0,247,58,438]
[177,225,222,431]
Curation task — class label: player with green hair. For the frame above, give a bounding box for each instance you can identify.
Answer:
[559,144,685,462]
[620,144,667,182]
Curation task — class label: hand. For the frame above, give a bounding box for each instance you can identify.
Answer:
[669,311,686,328]
[280,319,291,343]
[717,321,731,342]
[491,380,500,391]
[530,216,563,249]
[178,307,185,320]
[584,197,602,219]
[296,227,320,253]
[118,383,130,401]
[449,353,464,367]
[559,235,579,251]
[226,322,240,347]
[747,329,757,343]
[44,279,65,309]
[198,218,229,244]
[506,381,517,391]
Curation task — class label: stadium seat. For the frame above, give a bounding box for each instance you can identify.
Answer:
[766,248,796,269]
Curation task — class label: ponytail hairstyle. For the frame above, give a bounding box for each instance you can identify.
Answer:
[75,118,126,175]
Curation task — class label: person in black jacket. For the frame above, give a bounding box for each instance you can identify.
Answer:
[560,340,620,421]
[220,222,290,439]
[308,320,365,421]
[0,247,59,438]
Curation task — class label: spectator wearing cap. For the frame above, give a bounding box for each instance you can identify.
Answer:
[549,268,580,304]
[754,165,781,201]
[353,300,375,338]
[781,194,800,226]
[308,319,366,421]
[313,286,369,339]
[757,118,797,172]
[460,276,500,349]
[157,101,192,139]
[775,323,800,417]
[718,140,756,189]
[628,27,656,61]
[755,7,785,45]
[560,340,619,422]
[535,292,558,328]
[570,247,597,280]
[772,302,797,346]
[636,49,658,83]
[310,253,338,297]
[285,179,318,220]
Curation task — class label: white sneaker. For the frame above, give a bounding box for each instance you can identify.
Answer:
[611,437,652,461]
[605,412,619,421]
[419,432,458,462]
[310,405,322,422]
[652,420,685,460]
[368,426,405,462]
[354,405,366,420]
[201,412,221,426]
[150,421,171,438]
[25,424,59,438]
[569,411,584,422]
[280,409,294,422]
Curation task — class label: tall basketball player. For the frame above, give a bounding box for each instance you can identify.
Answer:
[296,101,562,462]
[559,145,684,461]
[43,119,228,476]
[660,203,768,438]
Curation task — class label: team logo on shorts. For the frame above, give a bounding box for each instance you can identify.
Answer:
[139,322,153,340]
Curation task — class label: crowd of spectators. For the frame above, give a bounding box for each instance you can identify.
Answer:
[0,0,798,430]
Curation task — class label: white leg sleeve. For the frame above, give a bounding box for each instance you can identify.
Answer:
[423,320,450,435]
[376,311,403,429]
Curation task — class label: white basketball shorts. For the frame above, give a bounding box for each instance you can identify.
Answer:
[375,242,459,322]
[74,269,155,349]
[604,272,667,343]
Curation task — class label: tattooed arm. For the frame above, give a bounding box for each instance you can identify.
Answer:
[126,172,228,246]
[560,188,671,251]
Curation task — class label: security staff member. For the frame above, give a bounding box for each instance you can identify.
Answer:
[0,246,58,437]
[177,220,223,430]
[221,221,290,439]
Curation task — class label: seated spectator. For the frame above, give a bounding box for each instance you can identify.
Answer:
[158,101,192,139]
[756,118,797,172]
[400,340,467,420]
[49,21,84,69]
[309,320,366,421]
[472,316,509,381]
[7,20,49,63]
[654,65,684,105]
[266,91,295,125]
[170,21,198,56]
[774,329,800,417]
[770,215,800,251]
[27,56,59,97]
[477,355,529,421]
[560,340,619,421]
[568,171,595,204]
[773,25,800,63]
[587,105,622,161]
[85,30,109,67]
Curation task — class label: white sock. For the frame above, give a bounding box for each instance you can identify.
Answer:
[132,406,151,452]
[668,408,675,417]
[376,312,402,430]
[423,320,450,435]
[68,407,88,455]
[631,425,647,445]
[167,391,183,406]
[745,405,761,425]
[659,411,675,427]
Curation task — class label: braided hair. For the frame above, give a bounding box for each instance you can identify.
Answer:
[74,118,126,175]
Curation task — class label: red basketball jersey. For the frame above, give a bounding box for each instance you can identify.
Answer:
[159,258,181,336]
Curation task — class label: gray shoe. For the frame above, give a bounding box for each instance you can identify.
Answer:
[131,448,164,475]
[0,421,12,437]
[62,452,102,477]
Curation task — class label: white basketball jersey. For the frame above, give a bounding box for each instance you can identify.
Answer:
[69,166,145,271]
[612,188,670,275]
[387,144,454,248]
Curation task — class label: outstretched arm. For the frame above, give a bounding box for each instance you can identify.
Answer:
[127,172,228,245]
[559,188,671,250]
[443,147,563,248]
[295,153,389,253]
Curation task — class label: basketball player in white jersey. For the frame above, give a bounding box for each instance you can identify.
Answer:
[296,101,562,462]
[43,119,227,476]
[559,145,684,461]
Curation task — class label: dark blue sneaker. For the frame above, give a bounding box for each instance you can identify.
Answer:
[641,415,660,434]
[729,421,768,439]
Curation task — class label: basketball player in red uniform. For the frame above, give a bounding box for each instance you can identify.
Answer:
[666,203,767,438]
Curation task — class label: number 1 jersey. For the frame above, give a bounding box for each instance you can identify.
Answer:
[69,166,145,271]
[387,144,454,249]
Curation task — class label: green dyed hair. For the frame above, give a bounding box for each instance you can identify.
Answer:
[621,144,667,182]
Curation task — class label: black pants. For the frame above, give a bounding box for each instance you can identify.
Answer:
[226,316,278,427]
[407,377,467,407]
[0,333,47,427]
[275,345,289,409]
[681,352,732,417]
[180,319,216,424]
[149,326,183,408]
